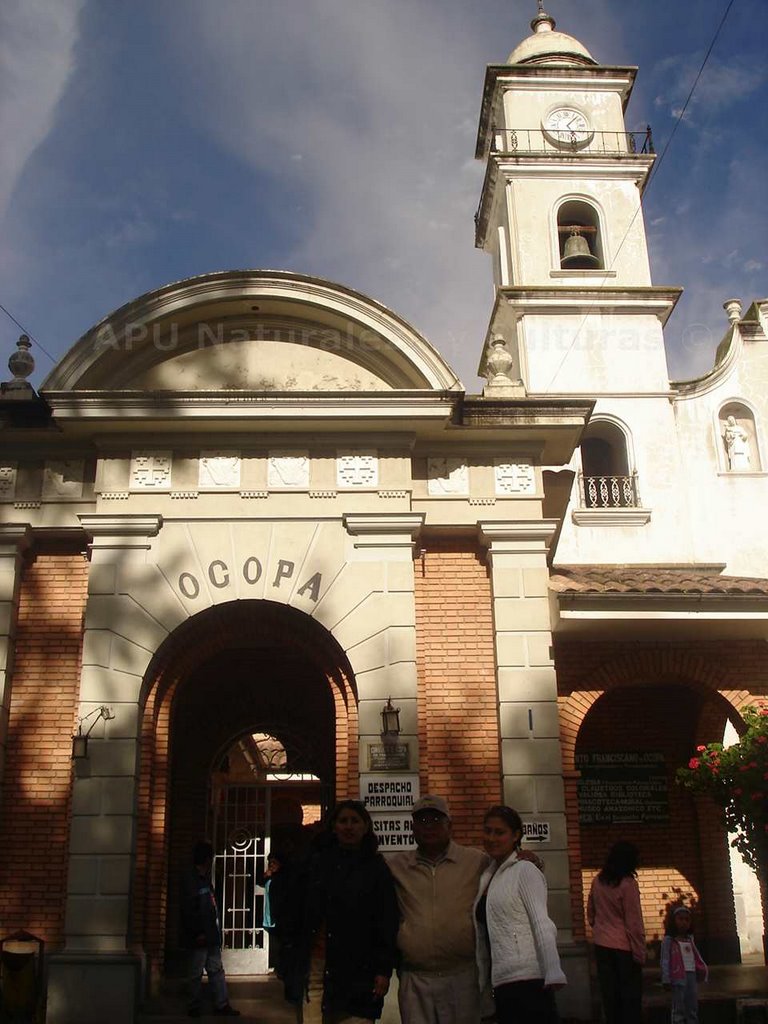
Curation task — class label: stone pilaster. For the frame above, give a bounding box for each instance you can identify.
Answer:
[343,513,424,777]
[47,516,163,1024]
[479,521,571,923]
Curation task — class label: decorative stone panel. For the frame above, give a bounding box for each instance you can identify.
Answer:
[43,459,85,499]
[268,452,310,488]
[337,452,378,489]
[427,457,468,495]
[494,460,536,495]
[199,452,241,490]
[129,452,172,491]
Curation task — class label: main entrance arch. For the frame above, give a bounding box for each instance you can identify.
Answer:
[132,599,358,984]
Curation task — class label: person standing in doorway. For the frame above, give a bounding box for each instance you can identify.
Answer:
[179,840,241,1018]
[661,905,708,1024]
[587,840,646,1024]
[282,799,399,1024]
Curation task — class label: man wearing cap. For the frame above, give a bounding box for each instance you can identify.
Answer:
[388,795,488,1024]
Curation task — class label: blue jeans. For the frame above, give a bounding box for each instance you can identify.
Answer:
[670,973,699,1024]
[188,945,229,1010]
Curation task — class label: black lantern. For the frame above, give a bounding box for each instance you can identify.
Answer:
[71,706,114,760]
[381,697,401,737]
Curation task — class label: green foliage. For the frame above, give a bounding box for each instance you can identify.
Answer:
[677,704,768,878]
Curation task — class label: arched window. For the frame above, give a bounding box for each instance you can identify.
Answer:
[579,420,639,507]
[557,199,604,270]
[718,402,761,472]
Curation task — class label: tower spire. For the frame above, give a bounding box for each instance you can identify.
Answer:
[531,0,556,33]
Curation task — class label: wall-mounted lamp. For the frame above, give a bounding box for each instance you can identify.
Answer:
[381,697,401,737]
[72,705,114,760]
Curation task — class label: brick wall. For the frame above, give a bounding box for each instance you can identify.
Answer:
[414,539,501,845]
[556,638,768,962]
[0,545,88,944]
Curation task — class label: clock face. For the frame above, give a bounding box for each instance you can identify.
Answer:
[543,107,592,146]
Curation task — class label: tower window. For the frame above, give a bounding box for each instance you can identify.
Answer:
[557,200,603,269]
[579,420,640,508]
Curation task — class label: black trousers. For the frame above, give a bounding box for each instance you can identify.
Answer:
[593,945,642,1024]
[493,978,560,1024]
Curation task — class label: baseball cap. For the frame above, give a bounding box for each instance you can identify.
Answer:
[412,795,450,819]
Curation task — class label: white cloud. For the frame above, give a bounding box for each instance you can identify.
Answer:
[652,54,766,123]
[0,0,84,220]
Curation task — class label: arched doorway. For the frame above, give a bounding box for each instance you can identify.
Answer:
[133,599,358,985]
[568,681,741,961]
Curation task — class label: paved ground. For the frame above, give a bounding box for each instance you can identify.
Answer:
[137,962,768,1023]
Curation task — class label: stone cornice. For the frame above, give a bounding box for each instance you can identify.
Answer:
[79,514,163,537]
[0,523,33,555]
[478,519,558,556]
[343,513,425,538]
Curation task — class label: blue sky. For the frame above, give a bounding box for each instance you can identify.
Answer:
[1,0,766,391]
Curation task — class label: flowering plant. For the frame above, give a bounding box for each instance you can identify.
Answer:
[676,704,768,879]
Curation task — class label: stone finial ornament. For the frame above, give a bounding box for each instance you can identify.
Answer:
[7,334,35,389]
[485,335,516,386]
[723,299,742,325]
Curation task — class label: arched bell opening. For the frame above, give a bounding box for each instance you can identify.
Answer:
[557,199,604,269]
[132,600,358,989]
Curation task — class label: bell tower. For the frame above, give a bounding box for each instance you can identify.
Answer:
[475,3,681,396]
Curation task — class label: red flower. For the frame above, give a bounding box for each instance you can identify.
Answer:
[751,792,764,801]
[688,758,700,770]
[757,736,767,745]
[696,745,707,752]
[734,788,743,796]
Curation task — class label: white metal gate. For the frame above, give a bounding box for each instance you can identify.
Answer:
[211,785,271,975]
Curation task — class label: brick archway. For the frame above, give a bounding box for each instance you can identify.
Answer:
[131,599,358,988]
[557,646,753,771]
[554,640,765,962]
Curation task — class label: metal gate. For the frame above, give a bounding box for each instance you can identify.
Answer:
[211,785,271,975]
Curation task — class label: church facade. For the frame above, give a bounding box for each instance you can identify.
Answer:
[0,8,765,1023]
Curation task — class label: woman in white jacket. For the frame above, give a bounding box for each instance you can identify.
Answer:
[474,806,566,1023]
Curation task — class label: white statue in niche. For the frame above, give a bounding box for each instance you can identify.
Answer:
[723,415,751,471]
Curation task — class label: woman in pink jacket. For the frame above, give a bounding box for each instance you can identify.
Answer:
[587,841,646,1024]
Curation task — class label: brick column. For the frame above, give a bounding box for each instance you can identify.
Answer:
[479,519,591,1020]
[0,524,32,798]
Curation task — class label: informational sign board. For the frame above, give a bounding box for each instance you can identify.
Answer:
[366,742,410,771]
[522,820,551,844]
[359,774,420,812]
[370,814,416,851]
[576,751,669,825]
[360,774,419,851]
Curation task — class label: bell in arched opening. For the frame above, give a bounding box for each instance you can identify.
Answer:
[561,227,601,269]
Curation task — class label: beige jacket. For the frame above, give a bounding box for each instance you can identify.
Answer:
[389,841,489,973]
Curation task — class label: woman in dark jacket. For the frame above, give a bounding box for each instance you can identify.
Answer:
[283,800,399,1023]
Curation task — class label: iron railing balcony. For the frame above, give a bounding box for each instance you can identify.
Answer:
[579,472,642,509]
[490,127,654,157]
